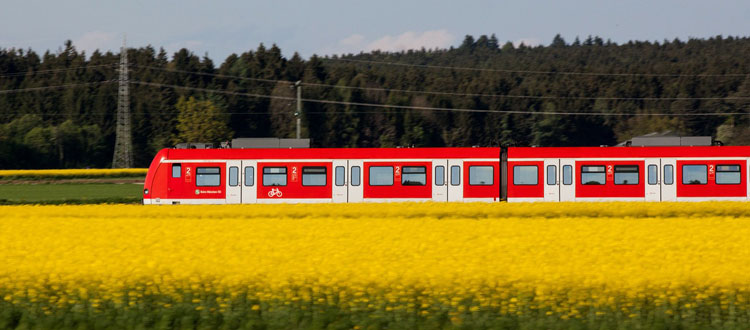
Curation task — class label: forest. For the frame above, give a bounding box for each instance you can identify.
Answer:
[1,34,749,168]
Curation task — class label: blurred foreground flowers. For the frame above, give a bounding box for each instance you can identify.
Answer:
[1,202,749,329]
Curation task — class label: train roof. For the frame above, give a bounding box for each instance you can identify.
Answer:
[159,147,501,160]
[507,146,750,158]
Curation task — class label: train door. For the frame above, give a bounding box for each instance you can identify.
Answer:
[448,160,463,201]
[560,159,575,201]
[332,160,348,203]
[432,160,448,201]
[241,160,257,204]
[349,160,364,203]
[661,158,677,201]
[645,158,661,201]
[226,160,241,204]
[544,159,560,202]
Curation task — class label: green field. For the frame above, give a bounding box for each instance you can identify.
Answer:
[0,183,142,204]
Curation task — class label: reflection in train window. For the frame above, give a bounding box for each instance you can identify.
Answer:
[614,165,639,185]
[716,165,741,185]
[302,167,327,186]
[402,166,426,186]
[513,166,538,185]
[581,165,605,185]
[470,166,494,185]
[682,165,707,185]
[369,166,394,186]
[263,167,287,186]
[196,167,221,187]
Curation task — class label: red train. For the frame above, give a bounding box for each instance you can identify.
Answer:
[143,146,750,204]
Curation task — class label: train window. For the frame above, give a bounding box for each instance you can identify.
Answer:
[229,166,239,187]
[196,167,220,187]
[402,166,427,186]
[546,165,557,185]
[664,165,674,185]
[369,166,393,186]
[682,165,707,185]
[263,167,287,186]
[581,165,605,185]
[172,164,181,178]
[562,165,572,185]
[335,166,345,186]
[513,166,537,185]
[716,165,741,185]
[648,165,658,185]
[614,165,639,185]
[468,166,493,185]
[450,166,461,186]
[351,166,361,186]
[435,166,445,186]
[244,166,254,186]
[302,167,327,186]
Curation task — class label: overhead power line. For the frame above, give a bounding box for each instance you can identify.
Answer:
[0,64,117,78]
[323,58,750,78]
[132,65,750,101]
[131,80,749,116]
[0,81,116,94]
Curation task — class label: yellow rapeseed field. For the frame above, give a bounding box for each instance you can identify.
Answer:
[1,202,750,328]
[0,168,147,178]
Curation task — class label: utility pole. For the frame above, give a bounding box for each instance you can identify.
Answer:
[295,80,302,139]
[112,35,132,168]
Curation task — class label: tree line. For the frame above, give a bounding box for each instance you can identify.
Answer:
[1,35,749,168]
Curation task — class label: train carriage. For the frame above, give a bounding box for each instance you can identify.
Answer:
[143,147,502,204]
[506,146,750,202]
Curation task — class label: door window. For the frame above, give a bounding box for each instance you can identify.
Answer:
[546,165,557,185]
[562,165,572,185]
[450,166,460,186]
[229,166,239,187]
[435,166,445,186]
[647,165,658,185]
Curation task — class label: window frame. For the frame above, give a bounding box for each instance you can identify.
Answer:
[613,165,639,185]
[401,166,427,186]
[450,165,461,186]
[715,164,741,185]
[546,165,557,186]
[512,165,538,186]
[647,164,658,185]
[301,166,327,187]
[435,165,445,186]
[172,164,181,178]
[351,166,361,186]
[682,164,708,185]
[244,166,254,186]
[664,165,674,185]
[335,166,345,186]
[369,166,394,186]
[262,166,288,187]
[469,165,494,186]
[195,167,221,187]
[562,165,572,185]
[580,165,606,185]
[228,166,239,187]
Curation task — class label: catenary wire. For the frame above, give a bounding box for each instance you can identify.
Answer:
[0,80,117,94]
[323,57,750,77]
[131,80,750,116]
[132,65,750,101]
[0,64,118,78]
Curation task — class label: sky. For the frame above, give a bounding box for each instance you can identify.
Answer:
[1,0,749,62]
